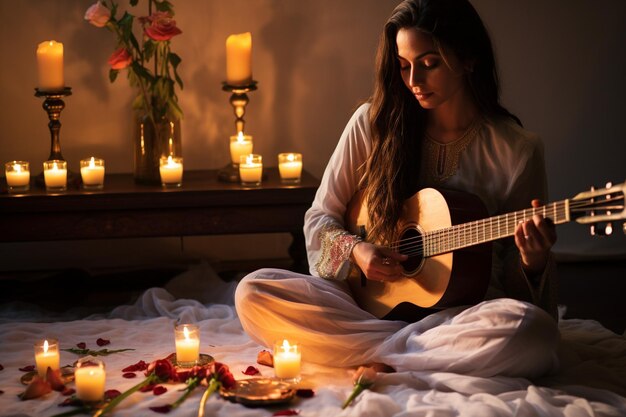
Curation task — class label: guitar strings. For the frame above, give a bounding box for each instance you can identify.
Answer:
[384,195,624,258]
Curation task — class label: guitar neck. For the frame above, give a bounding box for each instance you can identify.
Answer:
[423,199,571,257]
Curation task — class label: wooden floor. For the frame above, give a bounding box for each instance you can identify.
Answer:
[1,258,624,334]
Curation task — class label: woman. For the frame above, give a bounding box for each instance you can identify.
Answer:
[236,0,558,378]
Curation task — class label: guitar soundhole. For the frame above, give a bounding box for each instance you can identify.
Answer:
[396,226,424,276]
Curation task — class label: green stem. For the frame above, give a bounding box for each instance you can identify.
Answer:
[93,374,157,417]
[197,379,220,417]
[342,384,365,409]
[170,377,200,410]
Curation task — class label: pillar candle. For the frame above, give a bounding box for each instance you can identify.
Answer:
[37,40,64,90]
[34,339,60,378]
[273,339,301,380]
[226,32,252,86]
[174,324,200,366]
[74,358,106,402]
[230,131,253,164]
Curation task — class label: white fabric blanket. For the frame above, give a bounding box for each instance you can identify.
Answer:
[1,264,625,417]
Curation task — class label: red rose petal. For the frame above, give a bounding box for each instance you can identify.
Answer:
[0,390,4,395]
[76,342,86,349]
[62,387,75,396]
[96,338,110,346]
[59,396,83,407]
[296,389,315,398]
[122,372,137,379]
[105,390,121,400]
[122,360,148,373]
[149,404,173,413]
[273,410,299,416]
[139,383,156,393]
[242,366,260,376]
[0,364,4,371]
[153,385,167,395]
[19,365,35,372]
[20,377,52,400]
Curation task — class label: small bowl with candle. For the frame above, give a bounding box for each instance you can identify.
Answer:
[34,338,60,378]
[174,323,200,368]
[273,339,301,384]
[74,357,106,403]
[80,157,105,190]
[5,161,30,193]
[278,153,303,184]
[160,156,183,188]
[239,154,263,187]
[43,160,67,192]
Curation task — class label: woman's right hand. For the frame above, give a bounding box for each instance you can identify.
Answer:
[351,242,408,282]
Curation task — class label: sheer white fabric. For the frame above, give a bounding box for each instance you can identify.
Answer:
[235,103,559,378]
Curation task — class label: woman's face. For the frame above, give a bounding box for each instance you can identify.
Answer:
[396,27,469,111]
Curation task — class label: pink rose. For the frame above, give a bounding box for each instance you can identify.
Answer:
[108,48,132,70]
[84,1,111,28]
[144,12,182,41]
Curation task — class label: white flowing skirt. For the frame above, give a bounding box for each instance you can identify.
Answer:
[235,268,560,379]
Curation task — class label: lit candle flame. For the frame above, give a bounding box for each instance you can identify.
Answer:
[89,157,96,168]
[237,131,245,143]
[43,339,49,353]
[183,325,190,340]
[287,154,295,162]
[52,162,58,171]
[15,164,22,173]
[281,339,293,353]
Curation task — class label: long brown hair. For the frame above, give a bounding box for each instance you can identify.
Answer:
[361,0,519,244]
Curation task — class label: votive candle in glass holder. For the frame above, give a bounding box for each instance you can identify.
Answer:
[43,160,67,192]
[34,338,60,378]
[278,153,303,184]
[239,154,262,186]
[273,339,301,383]
[159,156,183,187]
[174,324,200,367]
[5,161,30,192]
[230,131,253,165]
[80,157,105,190]
[74,357,106,402]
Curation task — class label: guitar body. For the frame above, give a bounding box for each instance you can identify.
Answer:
[345,188,493,320]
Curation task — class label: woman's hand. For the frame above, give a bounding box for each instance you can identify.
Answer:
[514,199,557,275]
[351,241,408,282]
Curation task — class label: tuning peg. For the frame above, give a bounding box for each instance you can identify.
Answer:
[592,222,613,236]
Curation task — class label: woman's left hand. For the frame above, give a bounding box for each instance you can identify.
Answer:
[514,199,557,275]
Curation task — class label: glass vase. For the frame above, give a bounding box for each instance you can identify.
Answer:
[133,113,182,185]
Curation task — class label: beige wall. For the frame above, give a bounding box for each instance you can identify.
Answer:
[1,1,625,272]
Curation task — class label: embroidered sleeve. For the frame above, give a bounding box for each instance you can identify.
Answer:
[315,224,362,280]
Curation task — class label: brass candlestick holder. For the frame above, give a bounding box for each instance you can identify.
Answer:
[34,87,78,188]
[218,80,258,183]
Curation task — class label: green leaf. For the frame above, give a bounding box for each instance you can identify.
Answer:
[61,348,135,357]
[155,1,174,14]
[109,69,119,83]
[168,98,184,120]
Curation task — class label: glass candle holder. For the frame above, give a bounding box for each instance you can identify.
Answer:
[5,161,30,192]
[74,357,106,402]
[80,157,105,190]
[34,338,60,378]
[239,154,262,186]
[174,324,200,367]
[278,153,303,184]
[230,132,253,165]
[273,339,301,383]
[159,156,183,187]
[43,160,67,192]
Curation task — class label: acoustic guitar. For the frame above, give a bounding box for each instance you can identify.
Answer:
[345,181,626,319]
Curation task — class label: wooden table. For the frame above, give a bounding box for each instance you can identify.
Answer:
[0,168,319,272]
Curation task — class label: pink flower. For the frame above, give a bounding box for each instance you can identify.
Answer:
[144,12,182,41]
[84,2,111,28]
[108,48,132,70]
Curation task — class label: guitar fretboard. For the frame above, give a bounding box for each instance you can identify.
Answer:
[423,200,570,257]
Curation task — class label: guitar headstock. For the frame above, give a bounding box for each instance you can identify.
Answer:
[571,181,625,235]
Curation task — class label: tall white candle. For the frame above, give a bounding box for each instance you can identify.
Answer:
[37,40,64,90]
[230,131,253,164]
[75,358,106,402]
[226,32,252,86]
[239,154,262,186]
[174,324,200,366]
[80,157,105,189]
[34,339,60,378]
[273,339,301,381]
